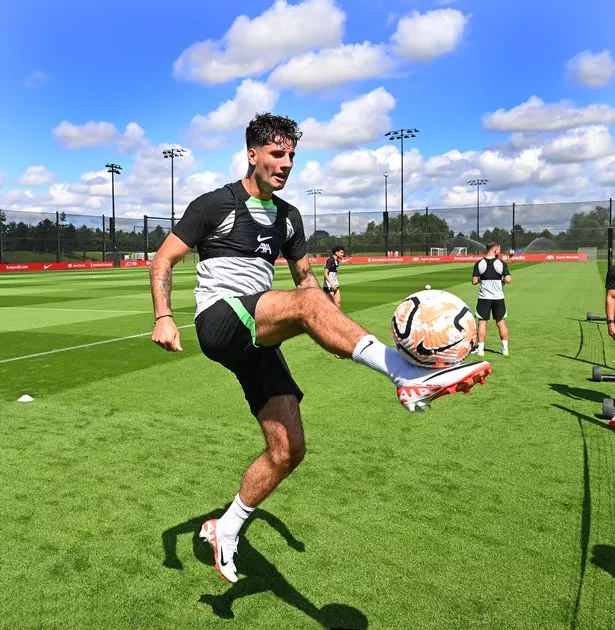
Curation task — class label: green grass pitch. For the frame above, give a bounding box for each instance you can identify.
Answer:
[1,261,614,629]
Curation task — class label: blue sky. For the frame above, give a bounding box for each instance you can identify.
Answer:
[1,0,614,231]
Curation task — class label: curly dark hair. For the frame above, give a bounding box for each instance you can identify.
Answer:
[245,112,303,148]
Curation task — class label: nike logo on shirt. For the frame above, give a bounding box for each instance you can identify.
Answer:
[256,234,272,242]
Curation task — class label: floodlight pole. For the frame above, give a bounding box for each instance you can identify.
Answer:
[384,172,389,255]
[105,163,122,261]
[468,178,487,239]
[163,148,185,229]
[0,209,5,265]
[306,188,323,242]
[385,128,419,256]
[384,172,388,216]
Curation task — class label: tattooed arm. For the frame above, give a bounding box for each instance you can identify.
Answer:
[288,255,320,290]
[150,233,192,352]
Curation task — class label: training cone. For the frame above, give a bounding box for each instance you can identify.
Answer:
[17,395,34,403]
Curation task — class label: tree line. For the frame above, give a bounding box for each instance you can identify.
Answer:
[0,204,610,260]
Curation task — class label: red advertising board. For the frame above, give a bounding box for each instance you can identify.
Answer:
[0,252,587,273]
[276,252,588,265]
[0,261,115,272]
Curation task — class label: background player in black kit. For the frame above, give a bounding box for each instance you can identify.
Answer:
[149,113,491,585]
[323,245,344,308]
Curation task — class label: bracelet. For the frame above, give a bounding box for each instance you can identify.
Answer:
[155,314,174,323]
[607,319,615,324]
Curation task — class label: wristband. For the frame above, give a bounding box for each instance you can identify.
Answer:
[607,319,615,324]
[155,314,174,323]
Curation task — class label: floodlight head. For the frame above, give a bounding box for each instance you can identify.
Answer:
[105,162,122,174]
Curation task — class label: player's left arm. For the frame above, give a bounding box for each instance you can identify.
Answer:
[281,205,319,289]
[288,255,320,289]
[502,262,512,284]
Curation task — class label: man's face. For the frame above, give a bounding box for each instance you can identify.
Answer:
[335,249,345,260]
[248,137,295,193]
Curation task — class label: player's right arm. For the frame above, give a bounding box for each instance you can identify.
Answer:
[150,233,192,352]
[471,261,479,285]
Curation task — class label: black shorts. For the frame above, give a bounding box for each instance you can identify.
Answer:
[476,298,507,321]
[195,293,303,417]
[323,285,338,294]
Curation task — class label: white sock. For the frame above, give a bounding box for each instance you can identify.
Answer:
[351,334,427,387]
[477,342,485,352]
[217,494,254,541]
[501,340,508,351]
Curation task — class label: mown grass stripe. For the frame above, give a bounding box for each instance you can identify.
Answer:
[0,325,193,364]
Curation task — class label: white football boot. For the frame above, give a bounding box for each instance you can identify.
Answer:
[397,361,492,412]
[200,519,238,583]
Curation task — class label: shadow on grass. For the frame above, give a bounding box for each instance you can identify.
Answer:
[549,384,607,405]
[591,545,615,579]
[551,405,615,628]
[162,509,368,629]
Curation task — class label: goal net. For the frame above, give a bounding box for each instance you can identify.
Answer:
[450,247,467,256]
[578,247,597,261]
[430,247,447,256]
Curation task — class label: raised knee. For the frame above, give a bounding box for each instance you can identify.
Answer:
[271,442,305,475]
[295,288,328,324]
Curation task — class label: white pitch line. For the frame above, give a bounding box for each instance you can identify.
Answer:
[0,325,193,365]
[1,307,151,314]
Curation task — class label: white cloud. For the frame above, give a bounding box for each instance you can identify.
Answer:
[542,125,615,163]
[269,42,394,91]
[566,50,615,88]
[230,149,248,180]
[19,166,54,186]
[594,155,615,186]
[118,123,147,153]
[391,9,468,62]
[300,87,396,149]
[173,0,345,84]
[483,96,615,132]
[189,80,278,137]
[53,121,119,149]
[52,120,148,152]
[424,150,477,178]
[532,162,584,188]
[477,148,543,190]
[24,70,51,89]
[329,148,388,175]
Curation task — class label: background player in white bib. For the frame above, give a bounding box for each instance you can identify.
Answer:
[149,113,491,585]
[471,241,512,356]
[323,245,344,309]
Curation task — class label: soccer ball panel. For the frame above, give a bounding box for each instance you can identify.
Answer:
[391,290,476,367]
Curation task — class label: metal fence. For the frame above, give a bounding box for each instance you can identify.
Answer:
[0,198,612,264]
